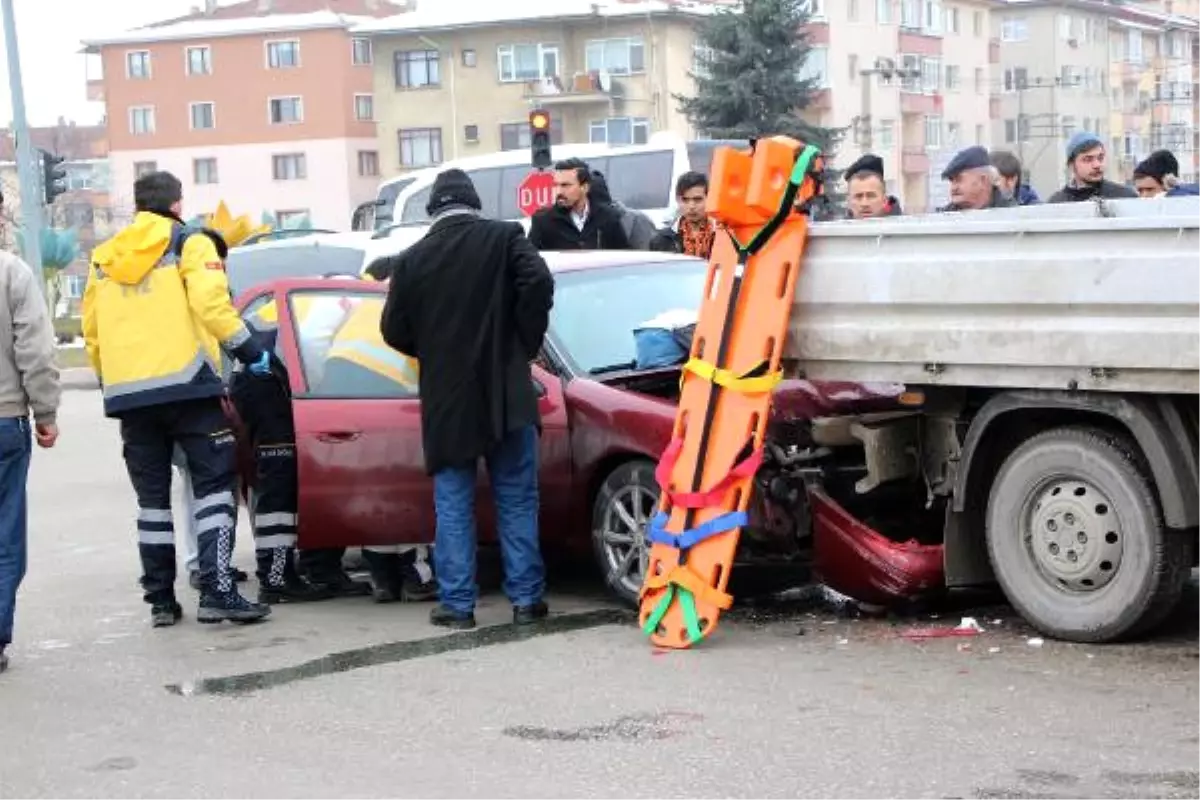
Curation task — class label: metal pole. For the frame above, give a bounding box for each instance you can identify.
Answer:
[2,0,44,295]
[860,70,874,151]
[1017,84,1025,166]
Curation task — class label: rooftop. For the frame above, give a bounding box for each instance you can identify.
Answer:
[999,0,1199,27]
[352,0,723,35]
[0,123,107,161]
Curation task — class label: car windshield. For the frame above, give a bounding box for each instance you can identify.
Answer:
[549,259,708,375]
[226,244,365,298]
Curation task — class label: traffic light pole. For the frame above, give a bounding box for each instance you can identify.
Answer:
[2,0,45,293]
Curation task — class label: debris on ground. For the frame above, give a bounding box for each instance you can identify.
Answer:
[900,616,985,641]
[988,647,1001,654]
[1027,637,1045,647]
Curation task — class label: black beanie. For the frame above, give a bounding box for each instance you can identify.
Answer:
[1133,150,1180,183]
[426,168,482,216]
[845,153,885,181]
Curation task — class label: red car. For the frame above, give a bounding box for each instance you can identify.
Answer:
[231,252,943,606]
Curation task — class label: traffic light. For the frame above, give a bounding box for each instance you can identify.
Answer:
[529,109,552,170]
[40,149,67,206]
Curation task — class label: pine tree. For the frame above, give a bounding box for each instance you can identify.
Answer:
[679,0,843,160]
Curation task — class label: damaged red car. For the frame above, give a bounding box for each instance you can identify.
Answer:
[232,252,943,607]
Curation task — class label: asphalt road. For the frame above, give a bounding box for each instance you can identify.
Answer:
[0,392,1196,799]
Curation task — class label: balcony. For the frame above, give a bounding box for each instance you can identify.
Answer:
[902,146,930,175]
[900,91,942,115]
[989,39,1001,64]
[806,88,833,112]
[898,31,943,56]
[990,95,1002,118]
[804,21,830,45]
[86,78,104,102]
[523,74,613,106]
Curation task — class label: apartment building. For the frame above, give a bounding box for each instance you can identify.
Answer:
[993,0,1198,196]
[80,0,405,230]
[802,0,999,213]
[354,0,718,178]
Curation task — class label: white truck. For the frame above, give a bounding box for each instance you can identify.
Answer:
[778,195,1198,642]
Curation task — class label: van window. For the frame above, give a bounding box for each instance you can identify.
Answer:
[604,151,673,209]
[400,186,432,223]
[374,177,416,228]
[470,167,504,218]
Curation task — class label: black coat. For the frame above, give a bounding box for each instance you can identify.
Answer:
[527,202,631,250]
[1047,180,1137,203]
[379,213,554,475]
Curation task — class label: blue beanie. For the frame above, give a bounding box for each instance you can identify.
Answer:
[1066,131,1103,163]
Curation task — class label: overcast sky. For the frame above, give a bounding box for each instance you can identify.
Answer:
[0,0,204,127]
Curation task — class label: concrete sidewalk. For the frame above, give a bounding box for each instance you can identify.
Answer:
[60,367,99,391]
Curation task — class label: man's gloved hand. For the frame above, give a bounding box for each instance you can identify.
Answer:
[247,351,272,377]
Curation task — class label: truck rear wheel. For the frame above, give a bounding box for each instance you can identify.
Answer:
[985,426,1189,643]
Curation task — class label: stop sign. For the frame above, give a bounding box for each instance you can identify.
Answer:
[517,170,555,217]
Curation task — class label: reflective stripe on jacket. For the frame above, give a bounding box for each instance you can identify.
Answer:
[82,211,259,416]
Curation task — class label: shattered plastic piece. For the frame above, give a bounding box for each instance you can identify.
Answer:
[957,642,972,652]
[837,638,849,645]
[900,625,981,641]
[988,647,1001,654]
[1027,637,1045,647]
[956,617,984,632]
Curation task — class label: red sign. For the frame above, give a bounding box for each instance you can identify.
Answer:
[517,170,555,217]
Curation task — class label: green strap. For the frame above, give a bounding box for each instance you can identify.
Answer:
[642,584,704,644]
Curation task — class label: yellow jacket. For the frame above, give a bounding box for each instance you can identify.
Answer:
[82,212,263,416]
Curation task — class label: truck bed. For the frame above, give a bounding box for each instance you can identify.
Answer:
[783,195,1200,395]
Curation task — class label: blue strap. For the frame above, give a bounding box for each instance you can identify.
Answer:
[647,510,748,551]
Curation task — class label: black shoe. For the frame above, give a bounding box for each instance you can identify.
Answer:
[189,571,201,591]
[198,591,271,624]
[401,579,438,602]
[151,602,184,628]
[312,572,372,598]
[0,647,8,674]
[430,604,476,630]
[513,601,549,625]
[258,578,336,605]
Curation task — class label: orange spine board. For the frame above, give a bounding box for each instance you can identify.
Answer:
[640,137,817,649]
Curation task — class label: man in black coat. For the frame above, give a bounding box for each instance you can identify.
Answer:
[527,158,631,250]
[1047,132,1137,204]
[376,169,555,630]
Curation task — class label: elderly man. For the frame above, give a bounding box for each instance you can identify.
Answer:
[842,154,902,219]
[1047,133,1137,203]
[938,146,1016,212]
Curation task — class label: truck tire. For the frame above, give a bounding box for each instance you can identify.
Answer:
[986,426,1190,643]
[591,460,659,607]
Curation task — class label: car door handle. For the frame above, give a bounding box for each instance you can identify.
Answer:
[316,431,362,443]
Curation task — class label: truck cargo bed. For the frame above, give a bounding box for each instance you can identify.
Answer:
[783,196,1199,395]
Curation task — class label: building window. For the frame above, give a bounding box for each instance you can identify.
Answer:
[399,128,443,167]
[800,0,826,17]
[1004,116,1031,143]
[798,47,829,89]
[923,0,943,34]
[352,37,372,65]
[945,64,960,90]
[975,67,986,93]
[462,49,478,67]
[901,0,920,29]
[1127,30,1144,63]
[973,10,984,35]
[129,106,155,135]
[877,0,893,23]
[394,49,441,88]
[848,53,859,81]
[947,6,960,34]
[269,96,303,124]
[357,150,379,177]
[190,101,215,130]
[67,165,95,191]
[879,119,895,147]
[1003,67,1028,93]
[186,46,211,76]
[496,43,560,83]
[126,50,151,79]
[1060,114,1076,141]
[975,123,985,144]
[848,0,859,21]
[499,117,565,151]
[921,56,941,93]
[585,37,645,75]
[924,115,943,150]
[266,40,300,68]
[193,157,218,185]
[133,161,157,178]
[588,116,650,145]
[946,121,962,148]
[354,94,374,121]
[1001,17,1028,42]
[272,153,307,180]
[276,209,310,228]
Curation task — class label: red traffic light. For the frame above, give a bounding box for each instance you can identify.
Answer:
[529,110,550,131]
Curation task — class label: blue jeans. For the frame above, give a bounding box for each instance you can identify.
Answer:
[0,417,32,648]
[433,425,545,614]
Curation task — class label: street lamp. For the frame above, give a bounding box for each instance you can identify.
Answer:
[855,57,922,151]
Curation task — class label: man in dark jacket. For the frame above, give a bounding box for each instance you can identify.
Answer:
[649,171,718,256]
[527,158,630,250]
[377,169,555,630]
[938,146,1017,212]
[842,154,903,218]
[1047,132,1137,203]
[1132,150,1200,197]
[588,170,656,249]
[990,150,1040,205]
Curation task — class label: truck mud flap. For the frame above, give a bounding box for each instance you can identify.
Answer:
[808,489,945,605]
[639,138,825,649]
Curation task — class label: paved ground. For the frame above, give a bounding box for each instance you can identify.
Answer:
[1,392,1196,799]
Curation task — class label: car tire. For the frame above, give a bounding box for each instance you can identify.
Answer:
[985,425,1190,643]
[591,460,660,607]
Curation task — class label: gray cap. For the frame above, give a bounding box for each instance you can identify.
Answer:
[941,146,991,180]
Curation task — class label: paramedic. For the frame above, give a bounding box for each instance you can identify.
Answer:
[82,170,270,627]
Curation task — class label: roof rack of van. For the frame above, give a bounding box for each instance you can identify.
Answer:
[239,228,338,247]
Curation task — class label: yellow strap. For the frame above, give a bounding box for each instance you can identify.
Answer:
[642,565,734,611]
[683,357,782,394]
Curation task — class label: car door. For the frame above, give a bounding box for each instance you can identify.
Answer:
[472,366,572,543]
[274,282,435,551]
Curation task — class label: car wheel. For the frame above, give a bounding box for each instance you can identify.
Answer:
[985,426,1190,643]
[591,460,660,607]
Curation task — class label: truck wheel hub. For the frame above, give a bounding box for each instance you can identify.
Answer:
[1026,478,1123,591]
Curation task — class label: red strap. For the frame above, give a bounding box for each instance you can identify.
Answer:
[655,438,763,509]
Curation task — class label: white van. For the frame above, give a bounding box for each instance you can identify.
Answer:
[371,136,743,234]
